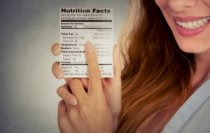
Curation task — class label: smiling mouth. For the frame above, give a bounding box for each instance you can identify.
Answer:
[175,16,210,30]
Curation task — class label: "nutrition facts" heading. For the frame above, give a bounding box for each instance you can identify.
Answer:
[61,8,111,14]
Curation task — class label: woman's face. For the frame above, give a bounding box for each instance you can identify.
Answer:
[155,0,210,54]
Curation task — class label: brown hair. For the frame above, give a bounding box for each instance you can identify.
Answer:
[116,0,195,132]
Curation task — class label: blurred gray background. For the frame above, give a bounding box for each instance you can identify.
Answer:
[0,0,127,133]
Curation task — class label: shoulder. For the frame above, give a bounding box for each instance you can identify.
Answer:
[179,97,210,133]
[162,79,210,133]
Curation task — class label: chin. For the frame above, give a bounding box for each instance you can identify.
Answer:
[176,39,210,54]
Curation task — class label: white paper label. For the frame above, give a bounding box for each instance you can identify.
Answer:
[60,8,113,77]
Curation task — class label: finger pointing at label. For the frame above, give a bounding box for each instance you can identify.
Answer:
[84,41,103,96]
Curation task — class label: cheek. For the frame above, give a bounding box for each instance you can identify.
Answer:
[155,0,168,8]
[203,0,210,7]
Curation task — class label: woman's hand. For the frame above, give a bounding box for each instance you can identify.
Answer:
[51,42,122,132]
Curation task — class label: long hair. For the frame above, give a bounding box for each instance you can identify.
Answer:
[116,0,195,132]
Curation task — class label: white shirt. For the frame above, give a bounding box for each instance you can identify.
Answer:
[162,79,210,133]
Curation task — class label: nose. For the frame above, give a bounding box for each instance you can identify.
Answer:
[168,0,198,12]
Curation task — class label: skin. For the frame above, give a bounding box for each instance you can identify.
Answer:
[52,0,210,132]
[155,0,210,88]
[51,42,121,133]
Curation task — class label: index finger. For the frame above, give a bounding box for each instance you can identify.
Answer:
[84,41,103,95]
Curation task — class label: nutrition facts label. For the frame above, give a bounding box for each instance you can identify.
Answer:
[60,8,113,77]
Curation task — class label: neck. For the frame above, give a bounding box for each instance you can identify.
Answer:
[191,49,210,89]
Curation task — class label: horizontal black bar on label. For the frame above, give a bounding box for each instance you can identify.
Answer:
[61,27,112,29]
[61,20,112,22]
[62,64,87,65]
[61,64,112,65]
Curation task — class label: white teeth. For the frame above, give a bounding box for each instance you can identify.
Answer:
[176,16,210,30]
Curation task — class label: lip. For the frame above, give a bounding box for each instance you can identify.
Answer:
[173,16,210,36]
[174,16,208,21]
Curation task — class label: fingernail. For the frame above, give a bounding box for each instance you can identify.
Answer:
[54,48,60,55]
[117,45,120,53]
[85,41,95,53]
[69,99,77,106]
[58,74,63,79]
